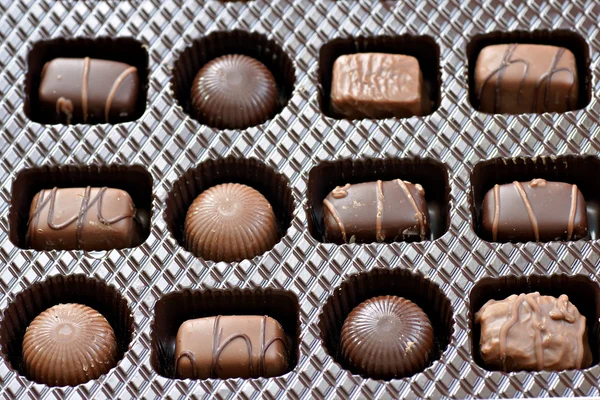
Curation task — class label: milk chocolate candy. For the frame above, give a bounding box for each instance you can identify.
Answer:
[475,292,592,372]
[481,179,588,243]
[330,53,423,119]
[174,315,289,379]
[39,57,139,124]
[184,183,279,262]
[191,55,278,129]
[341,296,434,380]
[22,303,118,386]
[27,187,140,251]
[474,44,578,114]
[323,179,429,244]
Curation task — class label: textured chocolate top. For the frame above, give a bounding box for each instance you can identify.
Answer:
[22,303,118,386]
[474,44,578,114]
[475,292,592,372]
[481,179,588,242]
[191,54,278,129]
[27,187,139,251]
[39,57,139,124]
[184,183,278,262]
[323,179,429,244]
[175,315,289,379]
[331,53,423,119]
[340,295,434,380]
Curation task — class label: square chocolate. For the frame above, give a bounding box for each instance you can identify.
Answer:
[330,53,423,119]
[474,44,578,114]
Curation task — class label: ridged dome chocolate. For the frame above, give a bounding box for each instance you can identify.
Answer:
[22,303,118,386]
[340,295,434,380]
[184,183,279,262]
[191,54,278,129]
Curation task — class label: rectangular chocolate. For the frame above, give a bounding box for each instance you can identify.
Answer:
[330,53,423,119]
[481,179,588,243]
[39,57,139,124]
[27,187,140,251]
[323,179,430,244]
[174,315,289,379]
[474,43,578,114]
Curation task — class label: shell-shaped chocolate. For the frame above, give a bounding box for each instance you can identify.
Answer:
[340,295,434,380]
[22,303,118,386]
[191,54,278,129]
[184,183,279,262]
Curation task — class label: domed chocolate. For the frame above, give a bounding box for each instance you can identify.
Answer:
[184,183,279,262]
[341,295,434,380]
[22,303,118,386]
[191,54,278,129]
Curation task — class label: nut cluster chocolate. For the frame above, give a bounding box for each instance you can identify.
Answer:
[475,292,592,372]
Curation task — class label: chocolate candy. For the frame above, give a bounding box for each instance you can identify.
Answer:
[475,292,592,372]
[22,303,118,386]
[184,183,278,262]
[341,296,434,379]
[39,57,139,124]
[174,315,289,379]
[474,44,578,114]
[323,179,429,244]
[481,179,588,243]
[27,187,140,251]
[191,54,278,129]
[330,53,423,119]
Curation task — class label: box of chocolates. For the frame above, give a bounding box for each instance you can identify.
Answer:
[0,0,599,398]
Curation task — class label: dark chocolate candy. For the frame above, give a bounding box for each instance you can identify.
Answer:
[475,292,592,372]
[27,187,140,251]
[174,315,289,379]
[481,179,588,242]
[184,183,278,262]
[39,57,139,124]
[474,44,578,114]
[323,179,429,244]
[330,53,423,119]
[191,54,278,129]
[22,303,118,386]
[341,296,434,380]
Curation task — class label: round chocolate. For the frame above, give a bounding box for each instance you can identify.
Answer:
[340,295,434,380]
[184,183,279,262]
[191,54,278,129]
[22,303,118,386]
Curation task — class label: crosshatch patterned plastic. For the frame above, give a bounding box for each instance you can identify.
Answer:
[0,0,600,399]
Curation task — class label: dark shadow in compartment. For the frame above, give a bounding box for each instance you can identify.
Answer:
[306,157,451,243]
[171,30,295,129]
[150,287,300,379]
[164,157,294,260]
[0,274,134,386]
[470,155,600,243]
[319,267,454,380]
[318,34,441,119]
[24,37,149,125]
[469,274,600,372]
[466,29,591,113]
[9,164,153,250]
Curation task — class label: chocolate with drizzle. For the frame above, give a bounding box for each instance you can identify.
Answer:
[39,57,139,124]
[475,292,592,372]
[174,315,289,379]
[27,187,140,251]
[474,44,578,114]
[323,179,429,244]
[481,179,588,243]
